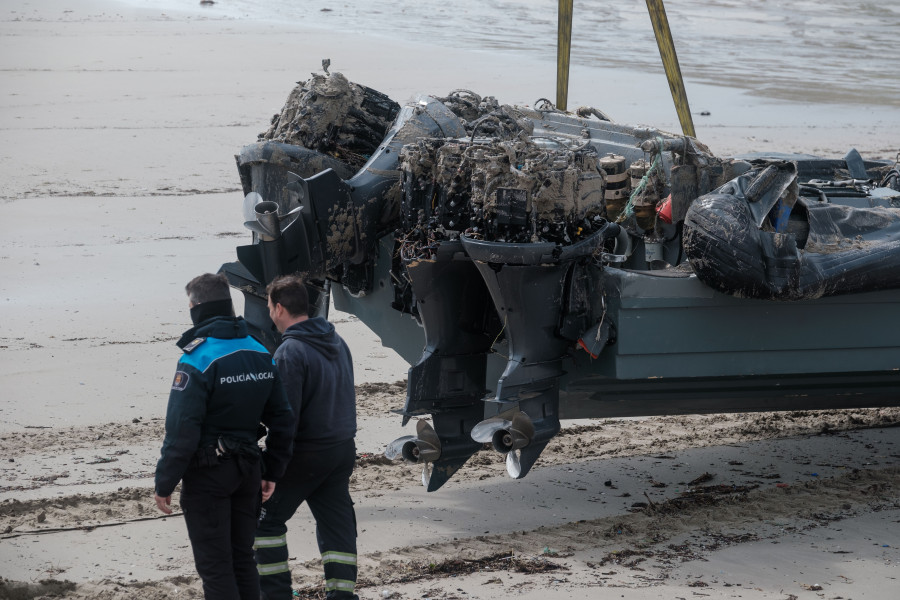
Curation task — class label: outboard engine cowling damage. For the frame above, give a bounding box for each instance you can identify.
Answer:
[220,71,900,491]
[220,73,748,489]
[386,120,625,485]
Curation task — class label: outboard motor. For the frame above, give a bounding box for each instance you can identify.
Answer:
[463,224,617,479]
[220,95,468,348]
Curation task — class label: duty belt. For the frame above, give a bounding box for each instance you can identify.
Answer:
[190,436,261,468]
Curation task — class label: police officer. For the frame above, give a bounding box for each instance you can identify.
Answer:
[154,273,295,600]
[255,275,358,600]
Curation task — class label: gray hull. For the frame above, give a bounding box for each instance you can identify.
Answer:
[222,73,900,489]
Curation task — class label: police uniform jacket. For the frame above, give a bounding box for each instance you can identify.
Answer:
[155,316,294,497]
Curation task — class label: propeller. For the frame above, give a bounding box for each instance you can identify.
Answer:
[384,419,443,488]
[471,411,536,478]
[383,435,415,461]
[470,416,512,444]
[242,191,264,223]
[241,192,303,241]
[507,450,523,479]
[421,462,432,488]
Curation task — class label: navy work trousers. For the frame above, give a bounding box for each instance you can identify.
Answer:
[180,455,262,600]
[255,438,358,600]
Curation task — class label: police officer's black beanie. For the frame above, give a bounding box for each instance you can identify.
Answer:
[189,298,235,326]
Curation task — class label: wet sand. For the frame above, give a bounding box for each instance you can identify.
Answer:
[1,1,899,598]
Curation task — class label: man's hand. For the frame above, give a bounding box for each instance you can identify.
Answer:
[261,480,276,503]
[154,493,173,514]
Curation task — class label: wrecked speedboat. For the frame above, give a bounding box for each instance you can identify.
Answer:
[220,72,900,491]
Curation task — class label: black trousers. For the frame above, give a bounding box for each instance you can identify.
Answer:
[255,439,357,600]
[180,455,262,600]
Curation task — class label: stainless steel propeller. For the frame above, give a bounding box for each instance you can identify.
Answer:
[241,192,303,241]
[471,411,535,478]
[242,191,264,223]
[470,416,512,444]
[421,462,432,488]
[506,449,523,479]
[383,419,443,487]
[383,435,415,461]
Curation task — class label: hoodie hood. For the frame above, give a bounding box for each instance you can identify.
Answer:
[280,316,341,360]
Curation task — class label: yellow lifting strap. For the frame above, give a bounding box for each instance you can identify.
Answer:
[556,0,573,111]
[645,0,696,138]
[557,1,694,138]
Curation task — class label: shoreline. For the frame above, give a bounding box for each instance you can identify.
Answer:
[107,0,900,112]
[2,2,898,204]
[1,2,898,599]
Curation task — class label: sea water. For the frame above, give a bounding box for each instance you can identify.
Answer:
[117,0,899,107]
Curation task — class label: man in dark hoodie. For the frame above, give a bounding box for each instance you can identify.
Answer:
[255,275,358,600]
[154,273,295,600]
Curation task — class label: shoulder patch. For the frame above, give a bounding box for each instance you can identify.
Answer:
[171,370,190,391]
[182,337,206,353]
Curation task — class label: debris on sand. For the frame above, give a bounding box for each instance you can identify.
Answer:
[403,551,566,579]
[0,578,77,598]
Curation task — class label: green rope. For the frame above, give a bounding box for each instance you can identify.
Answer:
[621,136,665,219]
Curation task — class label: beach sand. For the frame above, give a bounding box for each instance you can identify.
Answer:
[1,1,898,598]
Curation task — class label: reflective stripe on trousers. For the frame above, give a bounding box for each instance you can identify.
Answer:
[325,578,356,593]
[254,533,290,580]
[255,439,358,600]
[321,551,357,566]
[322,551,357,594]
